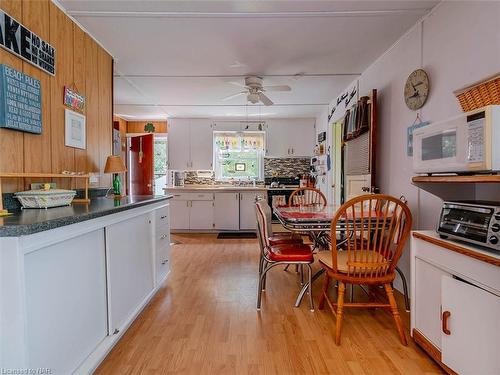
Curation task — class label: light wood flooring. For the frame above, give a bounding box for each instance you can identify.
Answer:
[96,234,442,375]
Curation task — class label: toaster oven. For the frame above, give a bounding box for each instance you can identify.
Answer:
[437,200,500,251]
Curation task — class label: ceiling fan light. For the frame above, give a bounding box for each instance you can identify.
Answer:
[247,92,259,104]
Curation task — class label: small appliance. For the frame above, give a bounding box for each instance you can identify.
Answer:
[437,200,500,251]
[413,105,500,174]
[168,170,185,187]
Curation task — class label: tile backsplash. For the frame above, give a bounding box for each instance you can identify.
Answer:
[264,157,310,177]
[179,157,310,185]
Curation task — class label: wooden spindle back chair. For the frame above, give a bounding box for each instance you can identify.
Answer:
[288,187,327,208]
[317,194,412,345]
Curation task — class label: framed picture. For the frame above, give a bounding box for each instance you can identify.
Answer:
[65,108,86,149]
[235,162,246,171]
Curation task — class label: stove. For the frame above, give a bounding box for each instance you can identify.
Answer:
[265,177,300,222]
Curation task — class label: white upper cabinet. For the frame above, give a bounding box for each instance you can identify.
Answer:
[168,119,191,170]
[168,119,213,170]
[189,119,213,170]
[212,122,239,132]
[266,119,315,157]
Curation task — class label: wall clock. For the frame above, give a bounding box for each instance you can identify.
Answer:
[404,69,430,110]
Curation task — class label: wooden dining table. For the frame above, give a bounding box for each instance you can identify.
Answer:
[274,204,389,308]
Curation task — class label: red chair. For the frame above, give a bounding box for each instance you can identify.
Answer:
[255,200,315,311]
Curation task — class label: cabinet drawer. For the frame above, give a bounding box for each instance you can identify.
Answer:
[155,206,169,223]
[169,192,214,201]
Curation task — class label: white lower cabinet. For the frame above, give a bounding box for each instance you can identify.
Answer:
[0,200,172,374]
[214,192,240,230]
[105,213,155,334]
[441,276,500,374]
[170,199,190,230]
[239,191,265,230]
[190,200,215,230]
[24,230,108,374]
[411,232,500,375]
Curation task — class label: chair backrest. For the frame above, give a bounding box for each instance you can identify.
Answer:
[329,194,412,280]
[288,187,327,208]
[255,200,271,251]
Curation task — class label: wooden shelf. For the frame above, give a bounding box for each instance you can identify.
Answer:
[412,175,500,184]
[0,173,91,212]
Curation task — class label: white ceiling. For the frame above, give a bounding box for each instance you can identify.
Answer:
[58,0,439,120]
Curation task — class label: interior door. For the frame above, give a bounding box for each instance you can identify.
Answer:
[441,276,500,374]
[128,134,154,195]
[343,89,377,201]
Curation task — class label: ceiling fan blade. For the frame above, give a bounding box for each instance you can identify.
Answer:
[263,85,292,92]
[227,81,246,88]
[259,92,274,106]
[221,92,246,101]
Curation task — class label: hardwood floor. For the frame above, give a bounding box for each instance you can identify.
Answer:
[96,234,442,375]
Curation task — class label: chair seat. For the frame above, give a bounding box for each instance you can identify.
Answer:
[268,243,313,262]
[268,233,302,246]
[317,250,388,273]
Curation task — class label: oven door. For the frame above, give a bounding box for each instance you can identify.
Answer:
[267,190,294,222]
[413,115,471,174]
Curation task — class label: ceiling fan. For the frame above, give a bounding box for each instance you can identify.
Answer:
[222,76,291,106]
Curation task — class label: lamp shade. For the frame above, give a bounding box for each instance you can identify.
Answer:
[104,155,127,174]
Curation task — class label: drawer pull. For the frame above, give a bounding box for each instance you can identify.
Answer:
[160,234,167,239]
[442,310,451,335]
[161,260,168,265]
[160,215,167,219]
[174,194,181,197]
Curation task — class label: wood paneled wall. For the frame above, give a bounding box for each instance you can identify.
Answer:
[0,0,113,192]
[127,121,167,134]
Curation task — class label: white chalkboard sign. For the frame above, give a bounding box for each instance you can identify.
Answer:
[0,64,42,134]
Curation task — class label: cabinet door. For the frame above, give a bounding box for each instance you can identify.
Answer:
[190,119,213,170]
[24,230,108,374]
[170,199,190,230]
[168,119,191,169]
[239,191,266,230]
[289,121,315,156]
[190,200,214,230]
[214,192,240,230]
[441,276,500,374]
[106,213,154,332]
[266,121,290,157]
[414,258,450,348]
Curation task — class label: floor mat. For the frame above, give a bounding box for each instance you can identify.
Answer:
[217,232,257,239]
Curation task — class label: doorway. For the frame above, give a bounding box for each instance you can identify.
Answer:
[154,136,168,195]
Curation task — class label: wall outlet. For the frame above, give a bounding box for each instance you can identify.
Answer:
[89,174,99,184]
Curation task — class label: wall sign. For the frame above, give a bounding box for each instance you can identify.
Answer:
[64,86,85,113]
[0,64,42,134]
[0,9,56,76]
[328,81,358,122]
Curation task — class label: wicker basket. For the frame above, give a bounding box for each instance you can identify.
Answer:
[15,189,77,209]
[454,74,500,112]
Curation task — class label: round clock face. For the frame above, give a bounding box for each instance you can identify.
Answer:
[404,69,430,110]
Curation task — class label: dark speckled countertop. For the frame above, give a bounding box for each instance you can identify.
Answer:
[0,195,172,237]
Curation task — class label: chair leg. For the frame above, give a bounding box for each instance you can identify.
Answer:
[384,283,408,346]
[318,272,330,310]
[257,265,272,310]
[300,264,304,285]
[295,264,299,273]
[262,261,268,291]
[306,264,314,311]
[335,281,346,345]
[395,266,410,312]
[283,264,290,271]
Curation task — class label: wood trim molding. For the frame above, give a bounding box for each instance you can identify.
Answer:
[412,232,500,267]
[412,329,457,375]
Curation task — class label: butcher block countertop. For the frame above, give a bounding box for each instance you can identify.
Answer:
[413,230,500,267]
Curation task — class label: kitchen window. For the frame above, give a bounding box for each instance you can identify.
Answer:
[213,131,265,181]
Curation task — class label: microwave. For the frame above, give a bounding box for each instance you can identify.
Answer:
[413,105,500,174]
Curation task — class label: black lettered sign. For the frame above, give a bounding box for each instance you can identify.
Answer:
[0,9,55,76]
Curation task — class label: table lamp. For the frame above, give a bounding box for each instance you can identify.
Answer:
[104,155,127,197]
